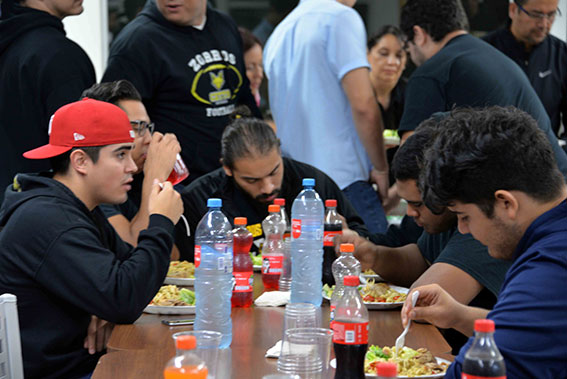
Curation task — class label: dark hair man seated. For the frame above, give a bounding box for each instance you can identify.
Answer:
[403,106,567,378]
[175,112,368,275]
[0,99,182,379]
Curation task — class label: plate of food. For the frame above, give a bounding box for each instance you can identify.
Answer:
[322,281,408,309]
[144,285,196,315]
[383,129,400,146]
[361,268,383,282]
[164,260,195,286]
[330,345,449,378]
[250,253,262,272]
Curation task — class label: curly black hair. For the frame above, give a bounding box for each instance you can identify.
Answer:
[401,0,469,43]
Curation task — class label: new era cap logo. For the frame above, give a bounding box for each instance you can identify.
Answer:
[130,130,135,138]
[48,115,54,136]
[74,133,85,141]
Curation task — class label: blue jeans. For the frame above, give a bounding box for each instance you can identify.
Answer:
[342,180,388,234]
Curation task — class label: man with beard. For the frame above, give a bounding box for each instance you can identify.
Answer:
[402,106,567,378]
[175,111,367,261]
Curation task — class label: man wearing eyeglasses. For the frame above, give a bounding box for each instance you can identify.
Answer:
[81,81,182,257]
[484,0,567,145]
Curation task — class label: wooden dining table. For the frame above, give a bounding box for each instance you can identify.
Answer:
[92,273,452,378]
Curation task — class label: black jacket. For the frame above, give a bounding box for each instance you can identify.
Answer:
[175,158,368,261]
[0,174,174,379]
[0,6,95,202]
[103,1,261,182]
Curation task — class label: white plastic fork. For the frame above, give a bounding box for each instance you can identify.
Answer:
[394,290,420,358]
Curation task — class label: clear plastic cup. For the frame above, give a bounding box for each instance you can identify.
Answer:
[277,328,333,379]
[172,330,222,378]
[282,303,321,336]
[167,153,189,185]
[262,375,300,379]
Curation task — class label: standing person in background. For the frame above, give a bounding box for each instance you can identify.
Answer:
[264,0,390,234]
[252,0,298,45]
[103,0,261,184]
[239,27,264,108]
[483,0,567,144]
[0,0,96,204]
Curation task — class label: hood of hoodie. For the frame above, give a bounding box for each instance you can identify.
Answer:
[0,4,64,55]
[0,173,88,228]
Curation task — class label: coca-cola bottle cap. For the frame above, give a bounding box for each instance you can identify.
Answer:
[376,362,397,377]
[325,199,337,207]
[176,335,197,350]
[234,217,247,225]
[268,204,280,213]
[340,243,354,253]
[343,275,360,286]
[474,319,495,333]
[274,198,285,206]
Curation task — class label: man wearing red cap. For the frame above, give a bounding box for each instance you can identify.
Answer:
[0,98,183,379]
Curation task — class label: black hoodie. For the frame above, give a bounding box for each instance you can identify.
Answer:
[0,5,95,204]
[103,1,261,182]
[0,173,174,378]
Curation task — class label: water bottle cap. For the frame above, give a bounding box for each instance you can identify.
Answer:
[268,204,280,213]
[207,198,222,208]
[274,198,285,206]
[474,319,495,333]
[376,362,397,377]
[302,178,315,187]
[234,217,247,225]
[176,335,197,350]
[340,243,354,253]
[343,275,359,286]
[325,199,337,207]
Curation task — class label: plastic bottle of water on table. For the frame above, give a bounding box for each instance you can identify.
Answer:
[194,198,233,348]
[290,178,324,306]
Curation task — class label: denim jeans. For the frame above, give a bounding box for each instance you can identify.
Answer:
[342,180,388,234]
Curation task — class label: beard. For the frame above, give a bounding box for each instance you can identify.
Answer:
[255,189,281,203]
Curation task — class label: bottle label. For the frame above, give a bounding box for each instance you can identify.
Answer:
[462,375,506,379]
[323,230,342,247]
[262,255,283,274]
[233,272,253,292]
[332,321,369,344]
[194,245,201,268]
[292,219,301,238]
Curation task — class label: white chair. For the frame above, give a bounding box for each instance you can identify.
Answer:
[0,294,23,379]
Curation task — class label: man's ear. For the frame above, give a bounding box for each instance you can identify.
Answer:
[223,165,233,177]
[508,2,518,19]
[494,190,519,220]
[69,149,91,175]
[413,25,427,47]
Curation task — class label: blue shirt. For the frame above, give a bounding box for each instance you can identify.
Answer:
[445,200,567,378]
[264,0,371,189]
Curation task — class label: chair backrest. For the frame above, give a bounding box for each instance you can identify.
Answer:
[0,294,23,379]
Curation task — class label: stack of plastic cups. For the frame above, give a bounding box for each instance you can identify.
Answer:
[277,328,333,379]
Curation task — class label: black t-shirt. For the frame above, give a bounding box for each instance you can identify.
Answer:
[103,2,260,182]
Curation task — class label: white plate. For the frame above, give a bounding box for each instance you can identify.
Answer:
[361,274,384,282]
[253,265,261,272]
[330,357,450,378]
[143,304,195,315]
[384,136,400,146]
[164,277,195,286]
[322,285,408,310]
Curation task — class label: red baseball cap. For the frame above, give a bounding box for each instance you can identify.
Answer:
[24,98,135,159]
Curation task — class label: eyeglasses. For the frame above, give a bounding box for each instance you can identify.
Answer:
[516,1,561,20]
[130,120,154,136]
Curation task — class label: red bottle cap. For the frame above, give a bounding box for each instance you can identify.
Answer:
[274,198,285,206]
[325,199,337,207]
[343,275,360,286]
[474,319,495,333]
[234,217,247,225]
[340,243,354,253]
[176,335,197,350]
[376,362,397,377]
[268,204,280,213]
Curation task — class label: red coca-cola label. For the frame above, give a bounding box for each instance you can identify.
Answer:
[462,375,506,379]
[194,245,201,268]
[262,255,283,274]
[292,219,301,238]
[233,272,253,292]
[323,230,342,247]
[332,321,369,344]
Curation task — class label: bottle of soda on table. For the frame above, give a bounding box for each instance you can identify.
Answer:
[274,198,291,240]
[231,217,254,308]
[332,275,368,379]
[462,319,506,379]
[164,335,208,379]
[330,243,361,326]
[261,204,285,291]
[291,178,324,306]
[323,199,342,285]
[194,198,233,348]
[274,198,292,291]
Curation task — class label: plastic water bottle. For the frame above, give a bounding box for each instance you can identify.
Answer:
[323,199,342,285]
[164,335,208,379]
[290,178,324,306]
[194,198,233,348]
[231,217,254,308]
[462,319,506,379]
[261,204,285,291]
[330,243,361,324]
[274,198,291,239]
[274,198,292,291]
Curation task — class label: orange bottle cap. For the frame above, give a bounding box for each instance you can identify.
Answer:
[234,217,247,225]
[268,204,280,213]
[176,335,197,350]
[340,243,354,253]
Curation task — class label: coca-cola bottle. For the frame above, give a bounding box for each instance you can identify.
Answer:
[274,198,292,291]
[462,319,506,379]
[332,275,368,379]
[231,217,254,308]
[330,243,361,327]
[261,204,285,291]
[274,198,291,240]
[323,199,342,285]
